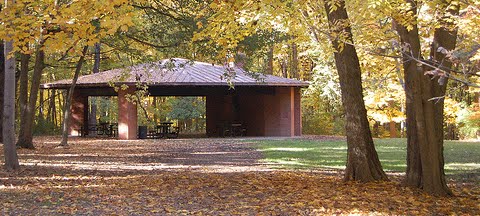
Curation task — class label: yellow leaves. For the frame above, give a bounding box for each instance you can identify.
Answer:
[120,25,129,33]
[326,0,342,12]
[196,21,204,29]
[0,0,134,56]
[209,1,219,9]
[194,0,299,61]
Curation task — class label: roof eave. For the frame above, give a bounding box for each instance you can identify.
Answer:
[40,82,309,89]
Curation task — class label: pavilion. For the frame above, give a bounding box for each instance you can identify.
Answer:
[41,58,309,140]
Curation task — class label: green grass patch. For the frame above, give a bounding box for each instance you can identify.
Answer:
[255,138,480,176]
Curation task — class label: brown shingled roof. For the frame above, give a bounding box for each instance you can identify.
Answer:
[41,58,309,89]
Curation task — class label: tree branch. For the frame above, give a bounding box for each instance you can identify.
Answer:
[125,34,182,49]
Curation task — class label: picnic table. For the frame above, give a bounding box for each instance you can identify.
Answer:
[218,122,246,137]
[76,123,117,137]
[146,122,179,139]
[97,122,117,137]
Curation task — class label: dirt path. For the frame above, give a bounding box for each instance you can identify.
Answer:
[16,136,271,173]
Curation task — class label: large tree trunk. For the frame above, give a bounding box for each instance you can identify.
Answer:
[3,31,20,170]
[16,44,45,149]
[59,46,88,146]
[324,0,387,182]
[0,41,4,143]
[395,0,458,196]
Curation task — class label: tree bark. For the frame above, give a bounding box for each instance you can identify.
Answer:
[324,0,387,182]
[16,43,45,149]
[153,96,158,124]
[89,43,101,127]
[47,89,56,125]
[17,52,30,143]
[59,90,65,125]
[266,46,274,74]
[53,93,57,126]
[19,53,30,112]
[3,32,20,170]
[389,101,397,138]
[280,58,288,78]
[0,41,4,143]
[290,42,298,79]
[59,46,88,146]
[395,0,458,196]
[38,89,45,122]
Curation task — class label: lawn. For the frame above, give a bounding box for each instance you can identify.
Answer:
[255,138,480,177]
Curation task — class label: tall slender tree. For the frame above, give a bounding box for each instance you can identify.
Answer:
[89,19,102,127]
[16,42,45,149]
[59,46,88,147]
[3,0,20,170]
[89,42,101,127]
[0,41,4,143]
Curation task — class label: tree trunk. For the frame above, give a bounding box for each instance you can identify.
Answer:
[389,101,397,138]
[395,0,458,196]
[16,43,45,149]
[17,52,30,129]
[59,46,88,146]
[186,118,193,132]
[47,90,54,124]
[324,0,387,182]
[0,42,4,143]
[3,34,20,170]
[373,121,380,138]
[38,89,45,122]
[46,90,51,120]
[280,58,288,78]
[266,46,274,74]
[153,96,158,124]
[89,43,101,126]
[59,90,65,125]
[93,43,101,73]
[290,42,298,79]
[16,53,29,142]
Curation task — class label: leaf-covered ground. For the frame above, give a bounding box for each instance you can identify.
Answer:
[0,136,479,215]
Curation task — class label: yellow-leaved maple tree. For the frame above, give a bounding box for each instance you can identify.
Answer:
[0,0,135,153]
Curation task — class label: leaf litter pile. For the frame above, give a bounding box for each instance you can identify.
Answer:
[0,137,478,215]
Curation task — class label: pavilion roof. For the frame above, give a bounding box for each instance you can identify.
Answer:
[41,58,309,89]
